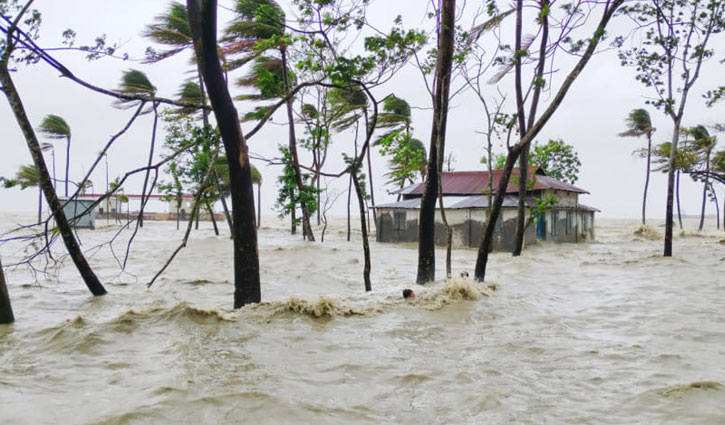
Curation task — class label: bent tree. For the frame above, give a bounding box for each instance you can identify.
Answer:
[474,0,625,281]
[0,4,107,296]
[618,108,655,225]
[618,0,725,256]
[186,0,260,307]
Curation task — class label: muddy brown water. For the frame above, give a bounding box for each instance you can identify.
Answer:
[1,214,724,424]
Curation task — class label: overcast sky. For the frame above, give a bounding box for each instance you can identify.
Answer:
[1,0,724,224]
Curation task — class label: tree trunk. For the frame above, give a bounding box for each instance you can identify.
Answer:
[512,149,529,256]
[0,64,107,296]
[475,153,519,281]
[365,111,377,232]
[352,169,372,291]
[37,185,43,224]
[676,170,683,229]
[698,152,710,231]
[513,0,548,256]
[257,184,261,229]
[0,257,14,325]
[64,135,70,198]
[187,0,260,308]
[206,199,219,236]
[280,47,315,241]
[712,188,720,230]
[642,135,652,225]
[213,169,234,235]
[139,103,159,228]
[290,192,296,235]
[416,0,455,285]
[347,173,352,242]
[664,119,682,256]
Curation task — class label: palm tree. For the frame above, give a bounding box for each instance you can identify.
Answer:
[41,142,57,190]
[3,164,42,223]
[116,70,157,227]
[619,108,655,225]
[226,0,316,241]
[143,3,210,124]
[374,96,428,200]
[38,115,71,198]
[250,164,262,228]
[688,125,717,231]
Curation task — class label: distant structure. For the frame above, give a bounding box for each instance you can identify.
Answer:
[375,167,597,251]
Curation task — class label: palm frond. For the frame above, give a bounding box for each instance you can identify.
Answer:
[38,114,71,139]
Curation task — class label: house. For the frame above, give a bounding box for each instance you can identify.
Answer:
[375,167,597,251]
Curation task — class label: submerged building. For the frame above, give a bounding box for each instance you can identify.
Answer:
[375,167,597,251]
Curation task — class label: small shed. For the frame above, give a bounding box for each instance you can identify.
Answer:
[61,198,96,229]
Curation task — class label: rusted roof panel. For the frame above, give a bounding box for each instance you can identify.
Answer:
[400,167,588,197]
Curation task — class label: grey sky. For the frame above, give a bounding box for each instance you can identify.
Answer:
[1,0,724,222]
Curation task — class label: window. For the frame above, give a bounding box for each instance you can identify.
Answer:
[394,212,406,230]
[551,211,559,236]
[566,211,574,235]
[582,214,589,232]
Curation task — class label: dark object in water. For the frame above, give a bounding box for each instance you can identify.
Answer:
[460,271,469,278]
[403,289,415,299]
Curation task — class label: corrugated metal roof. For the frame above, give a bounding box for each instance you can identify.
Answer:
[400,167,589,197]
[376,195,599,212]
[578,203,600,212]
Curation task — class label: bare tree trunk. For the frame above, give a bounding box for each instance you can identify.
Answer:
[64,135,70,198]
[188,0,260,308]
[213,169,234,235]
[642,136,652,225]
[416,0,455,284]
[0,257,14,325]
[698,152,710,231]
[365,112,377,231]
[257,184,261,229]
[347,173,352,242]
[206,199,219,236]
[676,170,683,229]
[139,103,159,228]
[513,0,548,256]
[37,186,42,224]
[0,64,107,296]
[352,169,371,291]
[280,47,315,241]
[712,187,719,230]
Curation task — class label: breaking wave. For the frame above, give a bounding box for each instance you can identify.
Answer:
[633,225,660,240]
[660,381,723,398]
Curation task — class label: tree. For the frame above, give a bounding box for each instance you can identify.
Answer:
[187,0,260,307]
[374,96,427,199]
[115,69,159,228]
[226,0,316,241]
[38,114,71,198]
[0,257,13,324]
[2,164,42,223]
[529,139,581,184]
[1,4,107,296]
[417,0,456,284]
[687,125,717,231]
[474,0,625,280]
[619,108,655,224]
[619,0,725,255]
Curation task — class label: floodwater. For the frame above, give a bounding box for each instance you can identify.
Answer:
[1,213,724,424]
